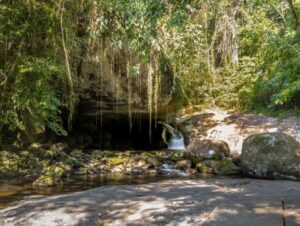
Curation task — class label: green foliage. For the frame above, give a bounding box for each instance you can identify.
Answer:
[1,57,66,135]
[1,0,300,143]
[255,30,300,108]
[0,1,83,139]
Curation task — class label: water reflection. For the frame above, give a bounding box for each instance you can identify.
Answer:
[0,174,192,209]
[0,173,241,209]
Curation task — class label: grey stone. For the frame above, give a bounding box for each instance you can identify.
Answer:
[241,132,300,180]
[1,179,300,226]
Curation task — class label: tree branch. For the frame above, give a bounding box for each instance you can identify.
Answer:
[287,0,300,30]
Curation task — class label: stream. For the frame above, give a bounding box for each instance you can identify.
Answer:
[0,126,242,210]
[0,172,241,209]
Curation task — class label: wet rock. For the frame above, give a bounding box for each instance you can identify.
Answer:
[132,167,144,175]
[124,167,133,175]
[69,149,84,159]
[175,160,191,170]
[213,159,241,175]
[148,168,158,175]
[60,153,85,169]
[0,151,20,177]
[187,139,230,161]
[43,143,68,159]
[185,167,197,175]
[112,165,125,173]
[241,132,300,180]
[32,175,56,187]
[147,157,162,167]
[142,163,152,170]
[108,157,123,165]
[231,152,242,166]
[137,160,146,167]
[141,152,156,159]
[29,143,44,150]
[91,150,103,160]
[33,165,65,187]
[91,150,114,160]
[170,152,185,162]
[75,167,90,175]
[196,162,213,174]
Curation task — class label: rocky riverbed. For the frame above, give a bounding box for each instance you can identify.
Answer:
[1,109,300,225]
[0,142,242,188]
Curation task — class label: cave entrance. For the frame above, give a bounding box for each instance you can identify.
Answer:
[71,117,168,150]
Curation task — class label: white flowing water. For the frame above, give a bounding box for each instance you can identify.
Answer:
[159,121,186,151]
[167,132,186,151]
[159,163,188,176]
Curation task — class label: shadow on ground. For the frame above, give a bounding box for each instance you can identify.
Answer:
[0,179,300,226]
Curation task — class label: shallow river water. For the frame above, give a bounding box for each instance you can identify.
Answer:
[0,173,240,209]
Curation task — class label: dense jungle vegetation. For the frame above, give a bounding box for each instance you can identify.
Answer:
[0,0,299,142]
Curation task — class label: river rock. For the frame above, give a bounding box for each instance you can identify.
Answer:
[69,149,84,159]
[175,160,191,170]
[112,165,124,173]
[132,167,144,175]
[196,162,213,174]
[187,139,230,161]
[231,152,242,166]
[107,157,123,165]
[185,167,197,175]
[170,152,185,162]
[51,143,68,153]
[137,160,146,167]
[146,157,162,167]
[213,159,241,175]
[0,151,20,177]
[33,165,65,187]
[241,132,300,180]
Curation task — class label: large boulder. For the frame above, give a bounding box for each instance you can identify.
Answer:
[241,132,300,180]
[187,139,230,161]
[213,160,241,175]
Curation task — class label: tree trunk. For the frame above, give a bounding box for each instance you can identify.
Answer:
[287,0,300,30]
[0,125,3,148]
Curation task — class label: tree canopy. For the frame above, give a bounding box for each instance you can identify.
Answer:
[0,0,299,140]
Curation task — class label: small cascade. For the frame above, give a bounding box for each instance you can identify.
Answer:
[159,163,188,176]
[167,133,185,150]
[159,122,186,151]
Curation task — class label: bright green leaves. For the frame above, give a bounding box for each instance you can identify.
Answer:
[1,57,66,136]
[255,28,300,108]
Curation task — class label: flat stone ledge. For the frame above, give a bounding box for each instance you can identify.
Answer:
[1,179,300,226]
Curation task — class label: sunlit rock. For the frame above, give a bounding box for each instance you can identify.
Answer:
[241,132,300,180]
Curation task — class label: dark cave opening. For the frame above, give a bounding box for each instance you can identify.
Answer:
[68,117,168,150]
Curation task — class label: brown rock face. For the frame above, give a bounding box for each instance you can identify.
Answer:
[187,139,230,161]
[77,42,174,121]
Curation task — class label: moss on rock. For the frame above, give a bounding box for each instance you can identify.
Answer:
[213,160,241,175]
[33,175,55,187]
[241,132,300,179]
[108,157,124,165]
[33,165,65,187]
[170,152,184,162]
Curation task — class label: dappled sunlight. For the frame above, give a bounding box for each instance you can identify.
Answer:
[254,206,282,215]
[186,109,300,154]
[1,179,300,225]
[126,199,167,221]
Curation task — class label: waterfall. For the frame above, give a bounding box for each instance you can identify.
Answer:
[160,163,188,176]
[159,122,186,151]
